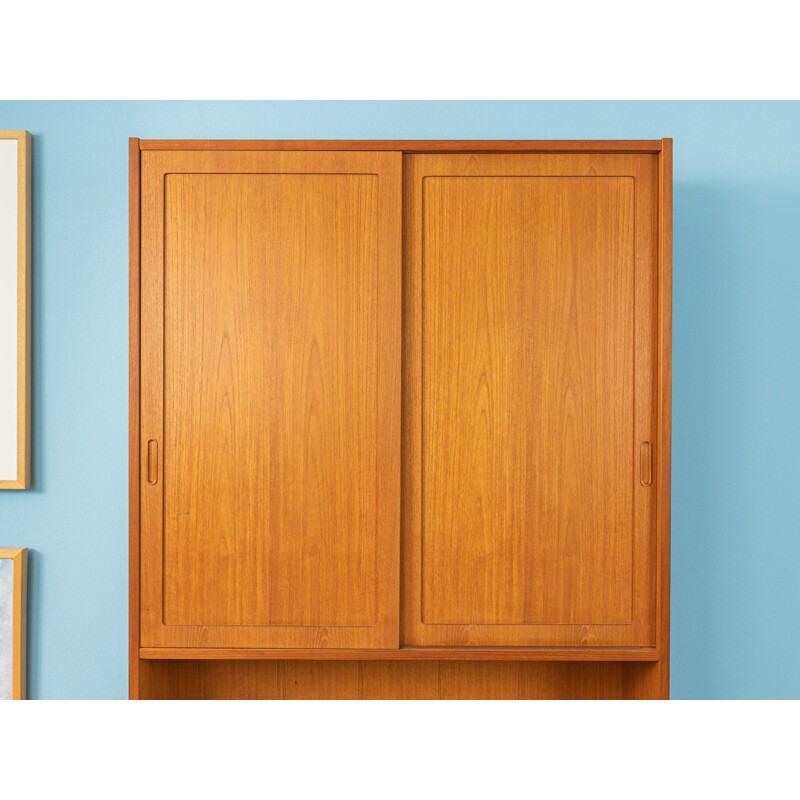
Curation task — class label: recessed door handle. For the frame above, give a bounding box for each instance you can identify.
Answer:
[147,439,158,485]
[640,441,653,487]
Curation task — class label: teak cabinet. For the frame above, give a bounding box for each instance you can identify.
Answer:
[130,139,672,700]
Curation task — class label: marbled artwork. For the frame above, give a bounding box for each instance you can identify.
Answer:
[0,557,13,700]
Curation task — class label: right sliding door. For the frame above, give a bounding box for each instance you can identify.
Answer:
[403,154,659,647]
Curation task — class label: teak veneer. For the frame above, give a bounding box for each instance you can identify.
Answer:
[130,139,672,700]
[139,647,660,662]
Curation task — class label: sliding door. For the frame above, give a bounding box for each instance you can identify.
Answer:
[140,151,402,649]
[403,154,659,647]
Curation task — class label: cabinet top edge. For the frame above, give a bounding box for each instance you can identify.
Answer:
[135,139,668,153]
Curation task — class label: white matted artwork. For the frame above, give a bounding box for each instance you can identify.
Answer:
[0,131,31,489]
[0,548,27,699]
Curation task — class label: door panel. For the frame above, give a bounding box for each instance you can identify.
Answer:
[140,151,401,648]
[403,154,658,647]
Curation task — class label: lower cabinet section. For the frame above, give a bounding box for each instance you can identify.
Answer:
[137,660,664,700]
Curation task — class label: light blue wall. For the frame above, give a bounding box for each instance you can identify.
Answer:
[0,101,798,699]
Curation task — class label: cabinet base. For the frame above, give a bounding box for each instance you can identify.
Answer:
[135,659,667,699]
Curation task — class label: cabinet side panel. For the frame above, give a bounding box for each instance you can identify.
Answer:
[658,139,673,699]
[129,138,141,699]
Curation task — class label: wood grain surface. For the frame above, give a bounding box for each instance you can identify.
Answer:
[129,138,141,699]
[138,646,659,661]
[403,154,659,647]
[138,140,664,154]
[139,151,401,648]
[130,140,672,699]
[137,658,658,699]
[657,138,673,698]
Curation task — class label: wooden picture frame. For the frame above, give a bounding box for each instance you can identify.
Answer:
[0,130,32,489]
[0,548,28,700]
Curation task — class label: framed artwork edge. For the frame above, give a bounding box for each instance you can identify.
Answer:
[0,547,28,699]
[0,130,31,490]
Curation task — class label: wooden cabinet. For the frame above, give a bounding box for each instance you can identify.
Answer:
[131,139,672,699]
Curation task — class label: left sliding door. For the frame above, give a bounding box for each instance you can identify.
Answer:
[139,150,402,649]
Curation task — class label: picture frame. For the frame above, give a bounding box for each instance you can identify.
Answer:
[0,130,31,489]
[0,548,28,700]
